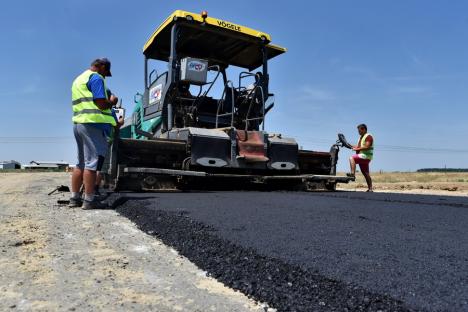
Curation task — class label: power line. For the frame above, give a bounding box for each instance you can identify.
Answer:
[0,136,72,144]
[0,142,73,144]
[287,136,468,153]
[1,136,468,154]
[0,136,71,138]
[0,137,72,144]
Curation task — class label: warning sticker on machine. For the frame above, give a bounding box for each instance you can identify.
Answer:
[149,84,162,104]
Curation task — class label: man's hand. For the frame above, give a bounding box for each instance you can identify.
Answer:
[94,98,111,110]
[354,142,371,152]
[109,95,118,106]
[95,95,118,110]
[115,116,124,129]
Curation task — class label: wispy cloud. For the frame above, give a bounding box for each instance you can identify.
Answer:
[276,85,343,124]
[386,73,460,81]
[342,65,379,80]
[22,84,39,94]
[341,58,462,83]
[410,55,424,66]
[16,28,37,38]
[299,86,337,101]
[329,57,341,66]
[391,86,431,94]
[0,83,39,97]
[340,63,442,97]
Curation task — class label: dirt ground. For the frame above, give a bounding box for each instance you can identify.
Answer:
[0,172,265,312]
[339,172,468,196]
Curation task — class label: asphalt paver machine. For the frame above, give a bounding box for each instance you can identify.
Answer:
[105,10,354,191]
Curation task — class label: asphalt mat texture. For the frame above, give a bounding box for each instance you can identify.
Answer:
[115,191,468,312]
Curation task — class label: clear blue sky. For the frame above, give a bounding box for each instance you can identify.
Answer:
[1,0,467,171]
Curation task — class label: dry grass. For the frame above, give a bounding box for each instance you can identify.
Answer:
[339,172,468,194]
[363,172,468,183]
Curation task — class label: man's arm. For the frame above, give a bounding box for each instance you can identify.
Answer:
[88,74,118,110]
[352,136,373,151]
[353,142,370,151]
[94,96,118,110]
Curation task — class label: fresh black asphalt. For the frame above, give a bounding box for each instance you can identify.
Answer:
[115,191,468,311]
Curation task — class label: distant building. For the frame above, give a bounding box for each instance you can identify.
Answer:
[23,161,69,171]
[0,160,21,170]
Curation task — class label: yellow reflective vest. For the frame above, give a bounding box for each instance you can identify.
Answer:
[71,70,116,126]
[358,133,374,160]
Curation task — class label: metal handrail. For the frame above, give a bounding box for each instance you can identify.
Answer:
[243,85,265,131]
[238,71,261,91]
[215,80,235,128]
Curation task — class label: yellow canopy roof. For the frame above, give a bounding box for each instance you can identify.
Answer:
[143,10,287,70]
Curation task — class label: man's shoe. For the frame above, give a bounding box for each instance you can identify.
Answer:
[68,197,83,208]
[82,199,109,210]
[346,172,355,178]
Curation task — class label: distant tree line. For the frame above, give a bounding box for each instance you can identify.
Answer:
[417,168,468,172]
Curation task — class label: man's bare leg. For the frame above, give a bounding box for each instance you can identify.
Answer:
[83,169,97,200]
[349,156,356,175]
[362,172,373,191]
[71,168,83,193]
[69,167,85,206]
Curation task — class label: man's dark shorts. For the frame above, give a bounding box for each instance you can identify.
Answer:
[352,154,371,174]
[73,124,109,171]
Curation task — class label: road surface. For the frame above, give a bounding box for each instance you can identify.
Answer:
[117,191,468,312]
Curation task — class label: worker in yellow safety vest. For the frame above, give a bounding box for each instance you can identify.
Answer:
[69,58,118,209]
[348,123,374,192]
